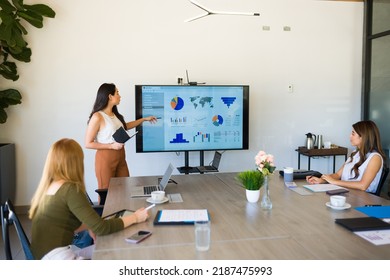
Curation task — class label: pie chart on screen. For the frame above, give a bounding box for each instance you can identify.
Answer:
[212,115,223,126]
[171,96,184,110]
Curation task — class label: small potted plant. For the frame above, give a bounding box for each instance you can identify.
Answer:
[236,170,264,203]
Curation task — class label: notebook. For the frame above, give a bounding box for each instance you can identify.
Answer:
[130,163,174,197]
[196,151,221,173]
[112,127,138,143]
[335,217,390,232]
[355,206,390,219]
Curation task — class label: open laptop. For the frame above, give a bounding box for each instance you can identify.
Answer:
[130,163,174,197]
[196,151,222,173]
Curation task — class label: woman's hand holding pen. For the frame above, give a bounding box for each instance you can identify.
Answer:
[321,174,337,184]
[306,175,322,184]
[144,116,158,124]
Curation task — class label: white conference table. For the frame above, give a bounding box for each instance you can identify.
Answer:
[93,172,390,259]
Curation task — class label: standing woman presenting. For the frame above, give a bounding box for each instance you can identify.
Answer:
[85,83,157,190]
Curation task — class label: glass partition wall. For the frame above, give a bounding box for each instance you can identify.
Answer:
[362,0,390,196]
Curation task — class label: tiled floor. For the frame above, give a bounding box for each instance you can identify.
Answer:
[0,214,32,260]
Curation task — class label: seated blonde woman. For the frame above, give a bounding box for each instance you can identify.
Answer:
[29,138,151,259]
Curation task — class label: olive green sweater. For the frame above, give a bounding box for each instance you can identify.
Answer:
[31,182,124,259]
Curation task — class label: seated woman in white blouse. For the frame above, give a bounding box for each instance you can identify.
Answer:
[306,120,386,193]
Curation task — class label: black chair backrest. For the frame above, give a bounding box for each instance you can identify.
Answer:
[86,192,104,217]
[374,166,390,196]
[1,199,34,260]
[95,189,108,205]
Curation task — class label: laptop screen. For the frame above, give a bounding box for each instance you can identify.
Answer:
[212,152,222,169]
[159,163,174,190]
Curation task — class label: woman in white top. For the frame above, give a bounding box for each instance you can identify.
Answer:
[85,83,157,191]
[306,120,386,193]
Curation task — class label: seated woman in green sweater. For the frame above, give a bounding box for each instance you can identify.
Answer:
[29,138,149,259]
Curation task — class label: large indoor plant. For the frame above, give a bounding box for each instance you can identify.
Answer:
[0,0,55,123]
[0,0,55,204]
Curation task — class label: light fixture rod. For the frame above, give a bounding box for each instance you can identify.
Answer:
[185,0,259,22]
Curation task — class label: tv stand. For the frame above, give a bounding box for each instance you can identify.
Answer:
[177,151,204,174]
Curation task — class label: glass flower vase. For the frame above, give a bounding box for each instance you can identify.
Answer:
[260,176,272,210]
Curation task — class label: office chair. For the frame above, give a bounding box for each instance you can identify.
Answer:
[373,166,390,197]
[86,192,104,217]
[1,199,34,260]
[95,189,108,205]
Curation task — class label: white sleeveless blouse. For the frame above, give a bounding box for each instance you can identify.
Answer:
[95,111,123,144]
[341,151,383,193]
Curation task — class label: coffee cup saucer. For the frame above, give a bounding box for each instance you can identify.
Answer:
[146,197,169,204]
[326,202,351,210]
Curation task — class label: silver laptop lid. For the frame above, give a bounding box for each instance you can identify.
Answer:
[159,163,175,191]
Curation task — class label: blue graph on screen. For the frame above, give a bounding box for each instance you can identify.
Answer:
[221,97,236,108]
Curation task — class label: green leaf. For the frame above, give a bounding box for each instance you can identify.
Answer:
[25,4,56,18]
[0,107,8,124]
[0,22,13,43]
[0,10,15,25]
[0,61,19,81]
[10,23,27,49]
[17,10,43,28]
[14,19,28,35]
[0,0,16,13]
[11,0,24,11]
[0,88,22,106]
[8,46,31,62]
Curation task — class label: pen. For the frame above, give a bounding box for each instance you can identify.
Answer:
[145,204,156,211]
[364,204,382,207]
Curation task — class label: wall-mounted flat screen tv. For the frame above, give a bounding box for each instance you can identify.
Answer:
[135,85,249,153]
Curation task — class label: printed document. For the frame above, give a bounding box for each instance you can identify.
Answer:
[158,209,209,223]
[303,184,346,192]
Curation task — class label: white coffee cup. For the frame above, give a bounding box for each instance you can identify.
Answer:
[284,167,294,183]
[151,191,165,202]
[330,195,346,207]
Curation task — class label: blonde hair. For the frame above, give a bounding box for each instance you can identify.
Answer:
[29,138,86,219]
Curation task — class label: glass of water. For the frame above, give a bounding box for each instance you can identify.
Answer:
[194,220,210,251]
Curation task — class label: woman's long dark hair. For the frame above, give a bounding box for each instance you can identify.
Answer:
[87,83,126,128]
[349,120,386,179]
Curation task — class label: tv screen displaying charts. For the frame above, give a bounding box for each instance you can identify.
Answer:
[135,85,249,153]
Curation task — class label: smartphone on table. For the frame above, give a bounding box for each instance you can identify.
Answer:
[125,230,152,243]
[326,189,349,195]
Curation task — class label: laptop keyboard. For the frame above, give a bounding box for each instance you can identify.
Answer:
[144,185,158,195]
[203,166,215,170]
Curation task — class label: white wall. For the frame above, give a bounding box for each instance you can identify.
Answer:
[0,0,364,205]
